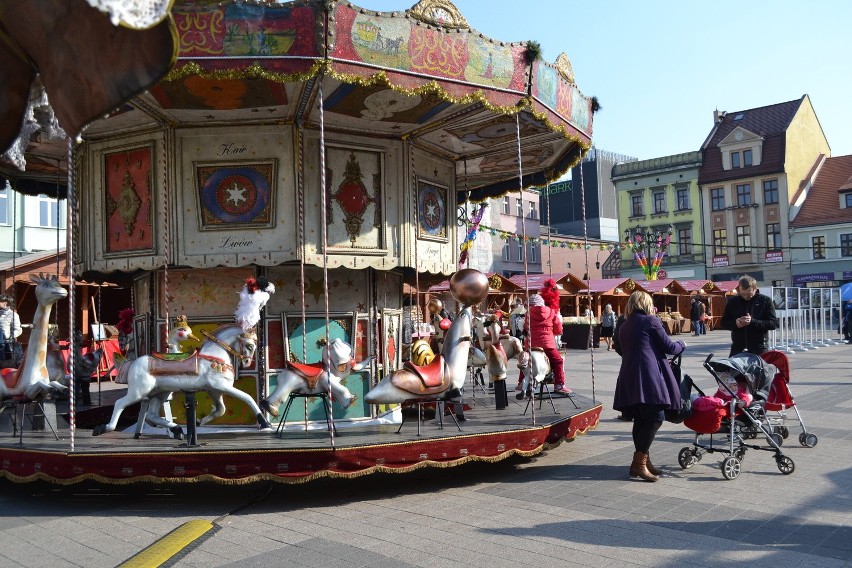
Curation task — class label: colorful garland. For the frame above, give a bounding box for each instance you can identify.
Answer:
[481,223,617,251]
[459,203,488,266]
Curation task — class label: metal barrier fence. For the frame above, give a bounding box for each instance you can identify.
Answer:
[770,287,844,352]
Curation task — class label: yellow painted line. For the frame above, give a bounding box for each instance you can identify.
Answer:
[118,520,214,568]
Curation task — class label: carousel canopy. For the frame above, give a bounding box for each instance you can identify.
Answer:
[1,0,594,202]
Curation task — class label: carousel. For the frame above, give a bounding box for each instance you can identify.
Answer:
[0,0,601,484]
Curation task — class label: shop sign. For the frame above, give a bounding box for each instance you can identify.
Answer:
[765,251,784,263]
[792,272,833,286]
[712,255,729,267]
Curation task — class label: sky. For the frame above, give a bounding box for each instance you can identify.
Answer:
[355,0,852,161]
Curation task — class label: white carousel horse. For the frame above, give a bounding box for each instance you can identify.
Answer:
[364,303,475,404]
[517,349,551,399]
[130,315,200,433]
[92,324,270,437]
[0,274,69,401]
[259,338,369,417]
[483,315,524,383]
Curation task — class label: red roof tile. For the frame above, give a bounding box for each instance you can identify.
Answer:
[791,154,852,228]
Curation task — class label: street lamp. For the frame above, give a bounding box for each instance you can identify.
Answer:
[624,225,673,281]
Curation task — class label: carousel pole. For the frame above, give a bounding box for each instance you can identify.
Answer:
[515,113,534,425]
[66,139,76,452]
[578,151,597,404]
[317,75,335,448]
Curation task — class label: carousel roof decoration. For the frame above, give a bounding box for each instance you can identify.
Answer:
[0,0,177,190]
[88,0,593,202]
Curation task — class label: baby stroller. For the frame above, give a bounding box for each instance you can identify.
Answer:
[760,350,818,448]
[676,353,795,480]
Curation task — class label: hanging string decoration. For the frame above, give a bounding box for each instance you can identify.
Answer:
[458,203,488,266]
[625,226,674,281]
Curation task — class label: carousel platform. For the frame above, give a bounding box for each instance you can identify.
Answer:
[0,386,601,485]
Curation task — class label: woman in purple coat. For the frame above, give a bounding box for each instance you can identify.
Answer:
[613,291,686,482]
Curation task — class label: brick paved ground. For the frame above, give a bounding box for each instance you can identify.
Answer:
[0,330,849,567]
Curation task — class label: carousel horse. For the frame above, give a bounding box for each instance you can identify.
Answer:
[93,277,275,438]
[129,315,200,432]
[364,269,489,405]
[0,274,69,401]
[92,324,269,437]
[483,312,524,383]
[259,338,369,418]
[517,349,552,400]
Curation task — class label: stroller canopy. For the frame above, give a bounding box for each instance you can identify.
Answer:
[708,353,777,401]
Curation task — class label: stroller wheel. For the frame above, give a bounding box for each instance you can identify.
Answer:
[776,455,795,475]
[799,432,818,448]
[733,447,746,461]
[721,456,741,480]
[678,447,698,469]
[767,432,784,447]
[777,426,790,439]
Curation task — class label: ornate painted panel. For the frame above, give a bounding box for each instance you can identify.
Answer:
[103,145,155,254]
[416,178,448,241]
[195,160,276,230]
[324,144,384,251]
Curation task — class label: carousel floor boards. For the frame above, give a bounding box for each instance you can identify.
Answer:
[0,394,601,485]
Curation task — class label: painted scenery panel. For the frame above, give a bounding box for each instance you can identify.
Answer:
[104,145,154,253]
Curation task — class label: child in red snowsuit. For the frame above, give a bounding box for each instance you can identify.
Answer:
[518,281,568,395]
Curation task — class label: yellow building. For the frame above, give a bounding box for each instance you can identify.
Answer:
[698,95,830,287]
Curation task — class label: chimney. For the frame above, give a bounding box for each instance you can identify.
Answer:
[713,110,726,123]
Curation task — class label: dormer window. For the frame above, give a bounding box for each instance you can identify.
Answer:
[730,149,753,169]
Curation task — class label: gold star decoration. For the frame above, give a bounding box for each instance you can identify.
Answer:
[197,280,218,304]
[305,276,326,304]
[288,296,298,306]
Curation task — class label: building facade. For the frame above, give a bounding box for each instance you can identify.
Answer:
[697,95,830,287]
[789,154,852,287]
[458,188,543,277]
[540,147,637,242]
[0,181,67,262]
[612,151,706,282]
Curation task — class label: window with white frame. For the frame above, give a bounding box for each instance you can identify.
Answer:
[736,184,751,206]
[516,238,524,261]
[677,227,692,255]
[38,194,59,228]
[736,225,751,252]
[528,200,537,219]
[763,180,779,204]
[529,243,537,263]
[713,229,727,256]
[630,193,644,217]
[766,223,781,250]
[502,240,510,261]
[502,196,510,214]
[516,198,523,216]
[653,190,666,214]
[0,183,8,225]
[841,234,852,257]
[711,188,725,211]
[845,193,852,208]
[676,188,690,211]
[731,151,741,168]
[812,236,825,259]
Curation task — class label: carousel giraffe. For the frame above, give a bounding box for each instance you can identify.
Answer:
[0,274,69,400]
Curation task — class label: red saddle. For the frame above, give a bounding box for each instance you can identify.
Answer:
[390,357,449,396]
[286,361,325,390]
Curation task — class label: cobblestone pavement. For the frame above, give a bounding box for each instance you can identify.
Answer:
[0,331,849,567]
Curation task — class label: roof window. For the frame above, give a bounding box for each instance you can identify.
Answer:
[734,113,744,120]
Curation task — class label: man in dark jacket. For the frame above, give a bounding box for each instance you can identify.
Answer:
[720,276,778,356]
[689,298,702,336]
